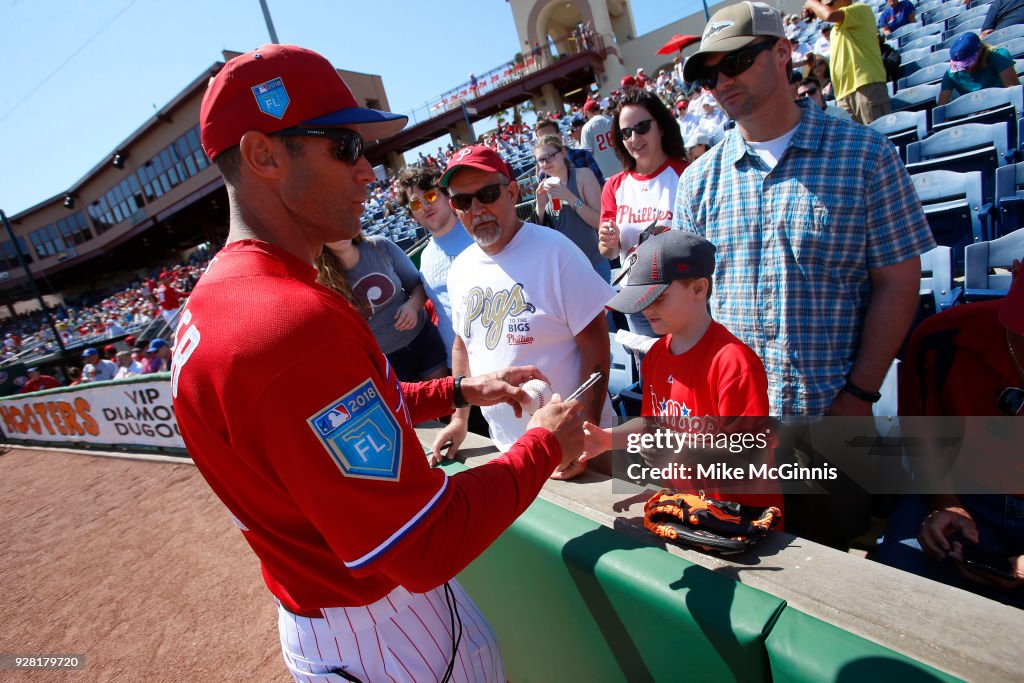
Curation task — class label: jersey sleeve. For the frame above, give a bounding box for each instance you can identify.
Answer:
[247,338,449,573]
[600,172,623,223]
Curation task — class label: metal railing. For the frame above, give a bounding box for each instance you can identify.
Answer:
[401,30,608,127]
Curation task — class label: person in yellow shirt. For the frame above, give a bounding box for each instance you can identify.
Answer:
[804,0,891,123]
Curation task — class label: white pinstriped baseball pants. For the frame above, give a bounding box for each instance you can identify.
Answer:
[277,581,505,682]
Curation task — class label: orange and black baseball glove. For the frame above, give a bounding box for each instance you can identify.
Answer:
[643,490,781,555]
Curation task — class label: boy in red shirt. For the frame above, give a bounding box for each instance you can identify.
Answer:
[584,231,781,512]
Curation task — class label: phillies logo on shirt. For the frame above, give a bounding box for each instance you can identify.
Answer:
[462,283,536,350]
[616,205,672,224]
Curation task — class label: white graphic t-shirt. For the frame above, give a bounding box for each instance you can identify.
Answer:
[448,222,616,451]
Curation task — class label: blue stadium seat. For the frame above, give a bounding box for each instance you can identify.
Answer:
[964,229,1024,300]
[870,110,929,161]
[906,121,1011,202]
[944,5,990,31]
[919,245,961,311]
[900,48,951,79]
[899,46,938,69]
[922,3,962,26]
[888,22,923,45]
[910,170,988,272]
[891,82,942,116]
[932,84,1023,149]
[985,24,1024,47]
[897,62,950,90]
[994,162,1024,236]
[900,22,944,47]
[901,33,943,53]
[915,0,945,15]
[945,14,985,35]
[993,37,1024,60]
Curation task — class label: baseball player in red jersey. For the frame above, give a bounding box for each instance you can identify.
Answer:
[171,45,586,683]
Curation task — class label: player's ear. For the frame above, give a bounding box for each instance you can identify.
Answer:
[238,131,287,181]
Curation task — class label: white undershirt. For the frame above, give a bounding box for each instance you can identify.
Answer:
[745,124,800,170]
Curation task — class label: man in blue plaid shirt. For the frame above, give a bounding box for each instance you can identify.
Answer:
[675,1,934,419]
[674,2,935,548]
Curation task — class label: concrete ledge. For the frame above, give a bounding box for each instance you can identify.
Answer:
[414,423,1022,682]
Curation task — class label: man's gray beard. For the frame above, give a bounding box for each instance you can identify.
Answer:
[472,223,502,248]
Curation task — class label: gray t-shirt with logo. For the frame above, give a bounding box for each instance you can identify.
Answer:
[345,236,426,354]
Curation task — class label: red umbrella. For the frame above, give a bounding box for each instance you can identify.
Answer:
[656,34,700,55]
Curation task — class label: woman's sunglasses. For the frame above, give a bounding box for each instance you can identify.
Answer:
[448,183,509,211]
[698,39,778,90]
[619,119,654,140]
[408,189,440,212]
[269,127,364,165]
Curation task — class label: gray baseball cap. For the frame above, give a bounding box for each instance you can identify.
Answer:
[683,2,787,82]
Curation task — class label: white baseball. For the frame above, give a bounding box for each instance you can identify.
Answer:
[521,379,553,415]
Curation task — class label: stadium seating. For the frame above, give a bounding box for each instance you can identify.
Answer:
[900,48,950,79]
[964,229,1024,300]
[891,83,942,116]
[994,161,1024,236]
[985,24,1024,48]
[898,22,944,49]
[899,46,938,70]
[910,170,988,272]
[994,37,1024,60]
[905,121,1010,202]
[922,3,962,26]
[919,245,961,312]
[870,110,929,161]
[901,33,943,53]
[887,22,922,45]
[897,62,950,91]
[946,5,990,31]
[931,84,1023,149]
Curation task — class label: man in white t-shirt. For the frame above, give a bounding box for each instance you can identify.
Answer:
[580,99,622,179]
[433,146,616,480]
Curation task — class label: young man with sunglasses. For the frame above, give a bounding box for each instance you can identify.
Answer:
[677,2,934,549]
[396,165,473,371]
[174,45,589,682]
[436,146,616,480]
[804,0,891,124]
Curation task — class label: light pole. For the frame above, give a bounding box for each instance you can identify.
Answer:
[258,0,280,44]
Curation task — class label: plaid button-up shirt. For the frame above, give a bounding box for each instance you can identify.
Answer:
[673,101,935,416]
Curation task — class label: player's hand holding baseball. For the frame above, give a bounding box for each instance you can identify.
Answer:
[527,395,587,473]
[460,365,552,418]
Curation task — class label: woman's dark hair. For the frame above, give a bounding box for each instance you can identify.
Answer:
[609,89,686,172]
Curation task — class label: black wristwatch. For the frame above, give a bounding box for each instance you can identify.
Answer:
[453,375,470,409]
[843,379,882,403]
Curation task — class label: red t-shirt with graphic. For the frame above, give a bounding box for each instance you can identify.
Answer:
[171,240,560,611]
[641,320,782,513]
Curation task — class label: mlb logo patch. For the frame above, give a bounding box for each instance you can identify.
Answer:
[307,380,403,481]
[251,77,289,119]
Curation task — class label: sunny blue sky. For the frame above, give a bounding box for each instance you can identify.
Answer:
[1,0,708,216]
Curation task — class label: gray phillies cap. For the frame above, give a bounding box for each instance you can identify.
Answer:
[683,1,787,82]
[606,231,717,314]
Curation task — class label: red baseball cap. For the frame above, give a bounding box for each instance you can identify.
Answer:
[999,258,1024,335]
[200,44,407,160]
[438,146,515,189]
[583,99,599,113]
[620,75,637,87]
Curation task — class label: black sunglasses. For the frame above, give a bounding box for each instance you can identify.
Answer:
[619,119,654,140]
[448,182,509,211]
[698,39,779,90]
[270,127,364,165]
[798,87,819,98]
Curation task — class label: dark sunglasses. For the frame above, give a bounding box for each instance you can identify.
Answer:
[798,87,819,98]
[698,39,778,90]
[270,127,364,165]
[619,119,654,140]
[408,189,440,212]
[448,182,509,211]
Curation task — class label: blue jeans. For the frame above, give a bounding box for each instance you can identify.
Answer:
[873,495,1024,608]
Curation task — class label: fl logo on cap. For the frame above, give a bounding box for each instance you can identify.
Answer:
[252,77,290,119]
